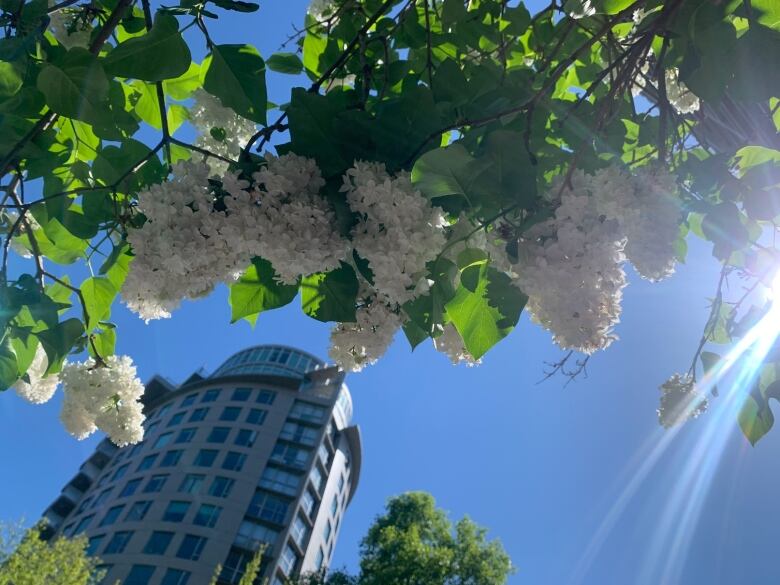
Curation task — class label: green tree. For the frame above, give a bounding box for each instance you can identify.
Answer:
[292,492,513,585]
[0,522,104,585]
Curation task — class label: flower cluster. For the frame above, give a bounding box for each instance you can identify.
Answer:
[307,0,338,21]
[514,171,628,353]
[328,293,402,372]
[511,165,682,353]
[657,373,708,428]
[123,155,349,320]
[123,160,246,321]
[190,89,257,173]
[434,324,481,367]
[12,345,58,404]
[342,162,447,306]
[60,355,146,447]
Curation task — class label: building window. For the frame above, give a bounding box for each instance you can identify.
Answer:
[220,547,254,585]
[167,411,186,427]
[160,449,183,467]
[315,547,325,570]
[189,407,209,422]
[323,520,332,543]
[179,474,205,494]
[280,543,298,576]
[309,467,323,493]
[136,454,157,472]
[208,476,235,498]
[92,488,112,508]
[103,531,133,554]
[222,451,246,472]
[259,467,301,496]
[235,520,279,551]
[301,490,316,518]
[143,474,168,493]
[234,429,257,447]
[291,515,308,547]
[125,565,155,585]
[338,474,345,492]
[193,503,222,528]
[231,388,251,401]
[144,531,174,555]
[220,406,241,421]
[318,444,330,467]
[111,464,129,482]
[257,389,276,405]
[161,568,191,585]
[246,408,267,425]
[175,428,197,444]
[125,500,152,521]
[193,449,218,467]
[154,432,173,449]
[156,404,172,419]
[201,389,221,403]
[86,535,104,556]
[95,473,109,489]
[181,393,198,407]
[73,515,93,535]
[176,535,207,561]
[289,401,326,423]
[207,427,230,443]
[162,500,190,522]
[271,443,310,469]
[145,421,160,436]
[99,505,124,527]
[330,495,339,516]
[247,490,289,525]
[128,443,144,457]
[280,422,317,446]
[119,478,141,498]
[77,496,93,514]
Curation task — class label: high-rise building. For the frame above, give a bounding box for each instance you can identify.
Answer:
[41,345,362,585]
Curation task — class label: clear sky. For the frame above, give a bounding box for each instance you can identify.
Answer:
[3,2,780,584]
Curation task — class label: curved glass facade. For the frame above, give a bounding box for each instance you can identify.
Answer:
[212,346,325,380]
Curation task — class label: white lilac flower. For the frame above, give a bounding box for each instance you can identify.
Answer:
[433,323,480,366]
[190,89,257,174]
[342,161,447,306]
[657,373,708,428]
[329,296,402,372]
[246,154,349,284]
[12,345,59,404]
[59,355,146,446]
[514,171,628,354]
[4,211,40,259]
[307,0,338,21]
[122,160,247,320]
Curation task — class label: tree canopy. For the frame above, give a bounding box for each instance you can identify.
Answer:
[1,0,780,443]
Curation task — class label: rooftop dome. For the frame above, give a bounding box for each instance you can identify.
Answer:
[212,345,325,380]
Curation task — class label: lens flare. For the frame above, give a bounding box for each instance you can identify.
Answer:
[568,284,780,585]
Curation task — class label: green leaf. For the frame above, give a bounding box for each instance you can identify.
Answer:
[90,325,116,358]
[162,62,200,100]
[445,264,527,359]
[11,333,38,376]
[103,13,191,81]
[36,48,111,123]
[266,52,304,74]
[0,60,23,98]
[302,30,328,76]
[301,262,359,323]
[700,351,720,395]
[0,339,18,392]
[93,139,165,192]
[229,258,298,325]
[739,394,774,446]
[210,0,259,12]
[100,244,132,291]
[81,276,117,330]
[480,130,537,210]
[36,318,84,374]
[202,44,267,124]
[412,145,477,201]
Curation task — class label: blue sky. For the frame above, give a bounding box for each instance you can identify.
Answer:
[3,2,780,584]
